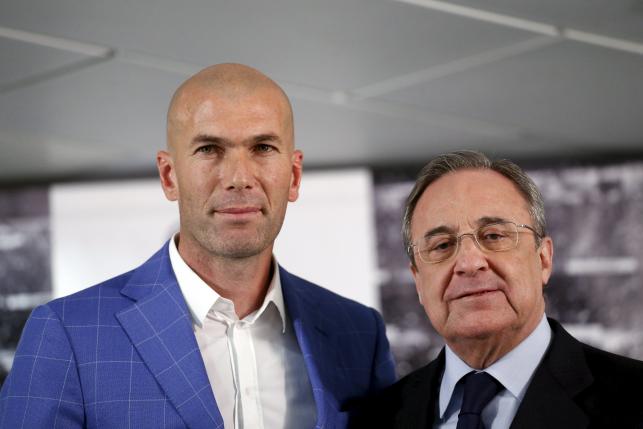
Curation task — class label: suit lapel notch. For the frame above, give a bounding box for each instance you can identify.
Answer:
[116,244,223,429]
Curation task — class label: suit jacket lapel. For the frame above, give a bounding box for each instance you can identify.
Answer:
[280,267,341,429]
[510,319,593,429]
[115,245,223,429]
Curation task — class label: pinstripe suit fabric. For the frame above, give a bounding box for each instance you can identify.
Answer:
[0,243,395,428]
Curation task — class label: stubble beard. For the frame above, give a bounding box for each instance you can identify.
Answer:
[184,211,285,260]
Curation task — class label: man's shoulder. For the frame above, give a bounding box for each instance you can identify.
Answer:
[45,243,170,319]
[548,318,643,376]
[349,352,444,427]
[579,342,643,423]
[381,351,443,397]
[278,266,388,338]
[279,266,373,312]
[542,318,643,424]
[580,339,643,382]
[43,269,136,320]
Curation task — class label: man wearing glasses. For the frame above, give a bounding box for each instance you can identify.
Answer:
[352,151,643,428]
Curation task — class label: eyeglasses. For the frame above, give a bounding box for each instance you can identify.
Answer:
[411,221,540,264]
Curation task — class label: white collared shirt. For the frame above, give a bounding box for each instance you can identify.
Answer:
[168,237,316,429]
[436,314,552,429]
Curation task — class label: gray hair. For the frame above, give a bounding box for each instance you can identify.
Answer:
[402,150,546,267]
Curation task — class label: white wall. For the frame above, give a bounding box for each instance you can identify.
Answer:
[50,180,178,298]
[275,169,379,309]
[50,169,380,309]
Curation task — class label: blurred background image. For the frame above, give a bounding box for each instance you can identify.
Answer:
[1,0,643,382]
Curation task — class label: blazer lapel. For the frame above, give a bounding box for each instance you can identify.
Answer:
[280,267,341,429]
[510,319,593,429]
[115,245,223,429]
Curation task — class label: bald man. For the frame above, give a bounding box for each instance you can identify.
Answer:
[0,64,395,429]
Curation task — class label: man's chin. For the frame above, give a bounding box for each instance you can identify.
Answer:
[446,312,512,341]
[217,246,265,259]
[185,223,277,259]
[205,233,271,259]
[204,239,265,258]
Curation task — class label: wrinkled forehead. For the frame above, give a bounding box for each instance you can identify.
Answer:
[412,169,532,234]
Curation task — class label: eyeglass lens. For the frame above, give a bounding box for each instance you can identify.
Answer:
[418,221,519,263]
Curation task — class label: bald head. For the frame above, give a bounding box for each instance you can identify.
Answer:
[166,63,293,151]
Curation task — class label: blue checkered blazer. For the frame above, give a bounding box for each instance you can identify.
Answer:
[0,243,395,428]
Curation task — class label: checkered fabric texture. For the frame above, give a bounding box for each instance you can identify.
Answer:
[0,243,395,428]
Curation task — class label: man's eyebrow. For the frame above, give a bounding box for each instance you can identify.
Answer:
[477,216,510,226]
[253,133,281,143]
[191,134,226,145]
[190,133,282,145]
[423,225,454,239]
[421,216,510,239]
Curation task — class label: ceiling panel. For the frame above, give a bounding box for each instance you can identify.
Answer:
[290,96,549,166]
[381,40,643,146]
[450,0,643,43]
[0,0,535,90]
[0,131,130,181]
[1,0,643,183]
[0,38,90,90]
[0,60,186,180]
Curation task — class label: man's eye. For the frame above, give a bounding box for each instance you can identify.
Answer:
[428,238,455,252]
[195,145,220,155]
[196,145,213,154]
[254,143,276,153]
[481,232,506,241]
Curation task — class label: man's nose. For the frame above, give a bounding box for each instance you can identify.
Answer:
[453,234,489,276]
[224,151,255,190]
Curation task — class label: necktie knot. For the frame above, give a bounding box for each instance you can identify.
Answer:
[456,371,504,429]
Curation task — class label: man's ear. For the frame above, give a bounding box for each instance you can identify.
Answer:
[157,150,178,201]
[288,150,304,202]
[538,236,554,286]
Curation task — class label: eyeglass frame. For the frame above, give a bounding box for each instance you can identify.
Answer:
[409,220,541,264]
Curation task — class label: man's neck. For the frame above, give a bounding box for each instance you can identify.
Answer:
[447,338,514,369]
[446,311,544,369]
[177,236,274,319]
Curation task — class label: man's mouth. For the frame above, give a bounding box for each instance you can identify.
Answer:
[214,206,263,220]
[448,287,501,301]
[216,207,261,214]
[462,289,498,298]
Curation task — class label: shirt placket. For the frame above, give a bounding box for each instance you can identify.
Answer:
[224,317,263,429]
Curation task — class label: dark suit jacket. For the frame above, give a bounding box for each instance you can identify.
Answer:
[0,243,396,428]
[351,318,643,428]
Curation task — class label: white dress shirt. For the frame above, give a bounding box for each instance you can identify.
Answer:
[436,314,552,429]
[168,237,316,429]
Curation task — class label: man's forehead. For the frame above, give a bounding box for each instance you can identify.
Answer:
[166,89,292,150]
[419,216,512,235]
[167,64,294,148]
[412,169,531,230]
[173,85,288,121]
[423,169,526,204]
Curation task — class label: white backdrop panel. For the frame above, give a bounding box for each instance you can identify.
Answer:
[50,169,379,309]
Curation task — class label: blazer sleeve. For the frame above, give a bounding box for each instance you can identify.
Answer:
[369,308,396,392]
[0,304,85,428]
